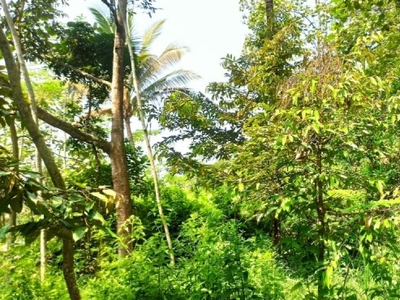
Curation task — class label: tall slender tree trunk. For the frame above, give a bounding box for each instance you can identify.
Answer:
[7,118,18,248]
[272,217,281,246]
[265,0,274,39]
[316,141,326,300]
[2,0,48,283]
[5,118,19,284]
[0,20,81,300]
[40,229,46,281]
[123,9,175,265]
[124,88,136,149]
[141,128,175,265]
[109,0,134,256]
[125,117,136,149]
[62,237,81,299]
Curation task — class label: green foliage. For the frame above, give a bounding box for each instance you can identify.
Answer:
[0,242,68,300]
[48,20,128,101]
[4,0,400,299]
[4,0,67,63]
[77,216,288,300]
[154,0,400,298]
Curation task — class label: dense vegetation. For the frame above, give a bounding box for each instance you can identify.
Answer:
[2,0,400,299]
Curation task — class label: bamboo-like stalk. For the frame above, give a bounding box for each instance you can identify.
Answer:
[123,12,175,265]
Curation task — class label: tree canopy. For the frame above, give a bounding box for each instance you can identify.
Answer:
[2,0,400,299]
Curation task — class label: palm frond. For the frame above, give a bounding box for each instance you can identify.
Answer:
[89,7,115,34]
[127,10,136,34]
[141,70,200,97]
[157,44,188,71]
[139,45,189,85]
[141,20,166,53]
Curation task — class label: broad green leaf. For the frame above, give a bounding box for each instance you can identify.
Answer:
[91,192,108,202]
[375,180,385,195]
[325,265,333,288]
[290,281,303,293]
[102,189,116,198]
[89,210,106,224]
[72,181,87,188]
[50,197,63,208]
[366,233,373,243]
[10,190,23,213]
[383,218,390,228]
[97,225,118,239]
[73,227,87,241]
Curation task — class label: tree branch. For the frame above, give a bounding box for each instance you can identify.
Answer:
[53,61,112,87]
[37,107,111,155]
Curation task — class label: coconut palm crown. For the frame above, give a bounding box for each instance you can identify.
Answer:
[90,7,200,124]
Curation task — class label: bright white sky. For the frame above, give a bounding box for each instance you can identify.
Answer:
[64,0,248,92]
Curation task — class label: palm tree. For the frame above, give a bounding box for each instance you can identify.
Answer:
[90,7,199,265]
[124,19,199,148]
[89,7,198,145]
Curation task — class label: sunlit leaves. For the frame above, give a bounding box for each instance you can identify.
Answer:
[73,227,87,242]
[191,0,400,297]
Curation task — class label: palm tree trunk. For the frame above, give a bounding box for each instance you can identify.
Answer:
[123,11,175,265]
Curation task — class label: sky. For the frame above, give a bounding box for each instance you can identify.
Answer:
[64,0,249,92]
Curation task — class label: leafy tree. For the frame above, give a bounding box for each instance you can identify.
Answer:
[32,0,158,256]
[157,0,400,298]
[0,3,82,297]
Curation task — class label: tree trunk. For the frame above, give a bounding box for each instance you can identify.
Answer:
[0,21,81,300]
[7,118,18,247]
[272,217,281,246]
[123,9,175,265]
[124,88,136,149]
[265,0,274,39]
[63,237,81,300]
[316,142,326,300]
[2,2,47,276]
[40,229,47,281]
[110,0,134,256]
[125,117,136,149]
